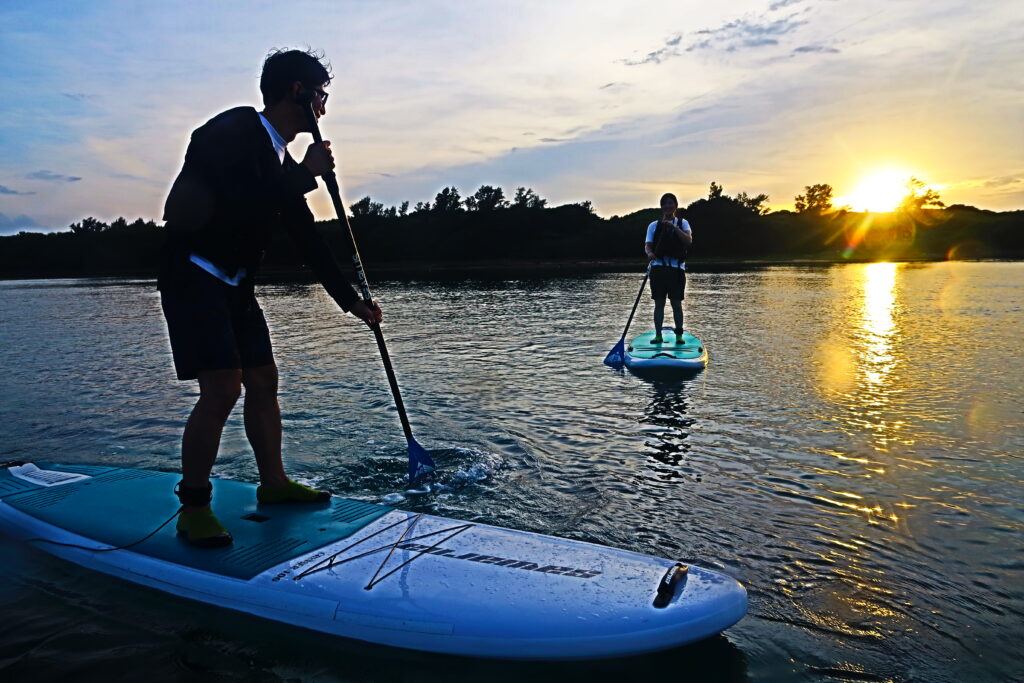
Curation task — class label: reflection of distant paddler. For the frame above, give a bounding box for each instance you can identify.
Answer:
[640,381,696,469]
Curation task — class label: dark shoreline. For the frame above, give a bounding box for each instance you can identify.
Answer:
[3,256,1019,283]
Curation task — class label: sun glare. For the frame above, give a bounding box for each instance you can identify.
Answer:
[838,171,910,212]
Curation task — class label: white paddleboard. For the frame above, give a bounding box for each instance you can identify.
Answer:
[0,462,746,660]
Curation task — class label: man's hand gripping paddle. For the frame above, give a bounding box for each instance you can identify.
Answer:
[301,95,435,483]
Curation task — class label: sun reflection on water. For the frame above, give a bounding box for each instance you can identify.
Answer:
[849,262,911,452]
[816,262,909,455]
[861,262,898,384]
[805,263,912,546]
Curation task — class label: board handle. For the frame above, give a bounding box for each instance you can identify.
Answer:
[653,563,689,608]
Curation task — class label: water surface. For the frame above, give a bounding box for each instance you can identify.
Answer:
[1,262,1021,681]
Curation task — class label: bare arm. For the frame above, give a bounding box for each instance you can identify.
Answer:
[285,216,361,312]
[645,219,692,259]
[285,219,381,323]
[645,220,661,259]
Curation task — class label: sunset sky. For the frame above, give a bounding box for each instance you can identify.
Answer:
[1,0,1021,234]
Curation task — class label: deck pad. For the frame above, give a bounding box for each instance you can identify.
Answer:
[0,468,45,499]
[626,330,704,359]
[3,467,390,579]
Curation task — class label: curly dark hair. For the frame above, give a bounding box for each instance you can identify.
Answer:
[260,48,332,105]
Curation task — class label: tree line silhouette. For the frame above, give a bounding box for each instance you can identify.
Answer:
[1,181,1021,278]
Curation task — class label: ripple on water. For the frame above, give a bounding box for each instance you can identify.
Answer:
[1,264,1022,681]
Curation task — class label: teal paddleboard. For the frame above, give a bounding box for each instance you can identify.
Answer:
[624,329,708,371]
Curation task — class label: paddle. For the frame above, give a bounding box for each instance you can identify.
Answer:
[301,98,436,483]
[603,215,676,367]
[603,263,653,367]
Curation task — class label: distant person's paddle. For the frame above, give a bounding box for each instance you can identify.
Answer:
[604,263,654,367]
[301,96,435,483]
[604,216,672,367]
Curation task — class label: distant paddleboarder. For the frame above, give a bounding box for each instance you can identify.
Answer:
[158,48,381,547]
[644,193,692,344]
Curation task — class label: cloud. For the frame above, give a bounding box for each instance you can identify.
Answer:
[0,184,36,195]
[944,174,1024,206]
[61,92,90,101]
[622,12,809,66]
[769,0,803,10]
[984,174,1020,188]
[0,212,40,235]
[688,14,808,52]
[732,38,779,50]
[27,170,82,182]
[620,33,683,66]
[793,44,840,53]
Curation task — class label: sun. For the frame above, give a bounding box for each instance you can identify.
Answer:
[838,171,910,212]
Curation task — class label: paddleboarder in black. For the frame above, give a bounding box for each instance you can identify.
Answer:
[644,193,692,344]
[159,48,381,547]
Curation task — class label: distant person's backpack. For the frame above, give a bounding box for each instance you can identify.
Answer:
[653,217,689,260]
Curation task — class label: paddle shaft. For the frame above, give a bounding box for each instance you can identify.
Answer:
[617,266,652,343]
[304,107,416,442]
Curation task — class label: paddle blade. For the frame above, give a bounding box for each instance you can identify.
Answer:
[407,437,436,482]
[604,338,626,367]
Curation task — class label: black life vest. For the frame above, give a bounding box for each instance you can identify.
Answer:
[653,217,689,260]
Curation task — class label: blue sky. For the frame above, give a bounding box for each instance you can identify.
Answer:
[1,0,1021,234]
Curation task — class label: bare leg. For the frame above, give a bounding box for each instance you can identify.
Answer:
[181,369,242,507]
[653,298,666,333]
[242,363,288,488]
[670,298,684,333]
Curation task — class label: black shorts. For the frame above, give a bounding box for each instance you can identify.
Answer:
[650,265,686,301]
[159,262,274,381]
